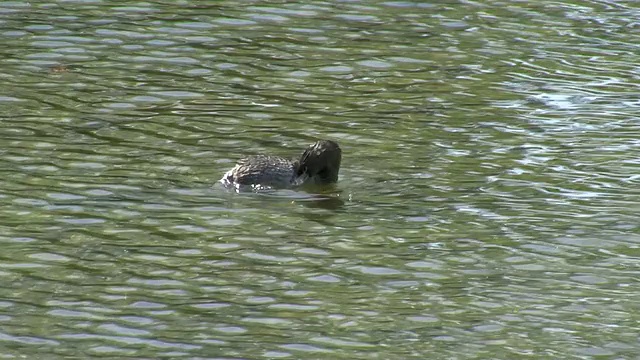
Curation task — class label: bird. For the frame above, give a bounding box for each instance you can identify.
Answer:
[220,140,341,191]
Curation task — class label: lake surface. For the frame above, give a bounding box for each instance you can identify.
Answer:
[1,1,640,358]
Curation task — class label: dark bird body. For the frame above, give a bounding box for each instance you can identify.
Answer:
[221,140,341,190]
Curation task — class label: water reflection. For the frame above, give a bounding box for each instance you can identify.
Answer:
[1,0,639,358]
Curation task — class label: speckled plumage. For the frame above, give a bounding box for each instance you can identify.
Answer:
[220,140,341,191]
[221,155,297,189]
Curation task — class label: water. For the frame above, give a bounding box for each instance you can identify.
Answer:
[1,0,640,358]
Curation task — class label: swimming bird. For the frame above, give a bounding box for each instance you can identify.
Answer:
[221,140,341,191]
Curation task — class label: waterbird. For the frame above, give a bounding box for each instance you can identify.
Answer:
[220,140,341,191]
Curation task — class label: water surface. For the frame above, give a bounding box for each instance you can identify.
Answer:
[1,1,640,359]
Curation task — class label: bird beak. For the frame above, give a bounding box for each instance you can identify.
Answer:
[292,172,309,186]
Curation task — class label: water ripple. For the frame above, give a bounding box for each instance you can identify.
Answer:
[1,0,639,358]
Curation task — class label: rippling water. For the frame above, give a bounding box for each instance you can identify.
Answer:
[1,1,640,358]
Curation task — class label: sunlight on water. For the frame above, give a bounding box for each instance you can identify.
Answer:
[1,0,640,358]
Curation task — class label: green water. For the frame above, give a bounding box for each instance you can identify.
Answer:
[1,1,640,358]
